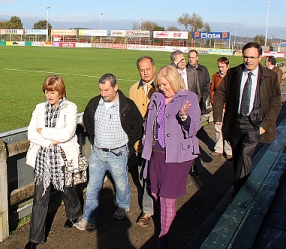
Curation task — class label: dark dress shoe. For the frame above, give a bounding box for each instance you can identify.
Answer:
[190,165,198,177]
[64,218,78,228]
[25,242,38,249]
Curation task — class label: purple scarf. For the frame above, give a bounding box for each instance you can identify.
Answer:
[157,95,165,148]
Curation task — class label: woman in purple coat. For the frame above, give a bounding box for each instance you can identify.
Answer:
[142,65,201,248]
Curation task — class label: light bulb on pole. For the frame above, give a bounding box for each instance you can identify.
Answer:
[46,6,50,42]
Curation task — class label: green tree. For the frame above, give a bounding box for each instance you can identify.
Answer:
[33,20,52,30]
[167,26,180,31]
[33,20,52,41]
[9,16,23,28]
[254,34,265,46]
[153,25,165,31]
[0,16,23,29]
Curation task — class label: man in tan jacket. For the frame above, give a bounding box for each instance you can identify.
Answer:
[129,56,156,227]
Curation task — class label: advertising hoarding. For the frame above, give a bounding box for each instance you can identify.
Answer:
[79,29,107,36]
[51,29,77,36]
[153,31,188,39]
[111,30,150,37]
[192,32,230,40]
[24,29,48,35]
[0,29,23,35]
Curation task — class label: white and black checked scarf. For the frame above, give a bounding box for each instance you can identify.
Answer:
[35,98,65,195]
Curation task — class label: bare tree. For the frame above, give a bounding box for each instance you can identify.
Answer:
[141,21,157,32]
[177,13,209,32]
[203,23,211,32]
[132,22,140,30]
[133,21,157,32]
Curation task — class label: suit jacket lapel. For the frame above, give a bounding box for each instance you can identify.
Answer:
[233,65,244,112]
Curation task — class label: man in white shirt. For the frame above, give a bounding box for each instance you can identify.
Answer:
[170,50,201,101]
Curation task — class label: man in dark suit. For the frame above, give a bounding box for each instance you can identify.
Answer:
[187,49,210,114]
[213,42,281,195]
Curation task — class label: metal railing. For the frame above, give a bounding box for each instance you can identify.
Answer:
[0,113,90,242]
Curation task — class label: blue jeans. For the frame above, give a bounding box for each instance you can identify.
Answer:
[83,145,130,224]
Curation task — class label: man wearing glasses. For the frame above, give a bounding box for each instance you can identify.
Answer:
[213,42,281,196]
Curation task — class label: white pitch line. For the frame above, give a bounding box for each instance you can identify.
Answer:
[2,68,137,82]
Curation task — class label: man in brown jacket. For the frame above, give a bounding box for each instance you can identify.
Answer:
[209,57,232,159]
[265,56,283,85]
[213,42,281,195]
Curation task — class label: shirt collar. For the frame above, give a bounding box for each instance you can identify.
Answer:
[243,66,259,78]
[99,96,119,106]
[137,79,155,89]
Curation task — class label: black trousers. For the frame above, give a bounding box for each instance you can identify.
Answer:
[29,183,82,244]
[230,117,260,194]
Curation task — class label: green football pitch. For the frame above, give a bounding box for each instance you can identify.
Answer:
[0,45,252,132]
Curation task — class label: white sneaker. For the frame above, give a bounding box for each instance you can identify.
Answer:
[74,219,95,231]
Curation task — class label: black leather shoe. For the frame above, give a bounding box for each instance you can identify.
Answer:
[25,242,38,249]
[190,165,198,177]
[64,219,78,228]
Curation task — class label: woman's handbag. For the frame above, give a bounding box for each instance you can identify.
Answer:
[62,150,88,187]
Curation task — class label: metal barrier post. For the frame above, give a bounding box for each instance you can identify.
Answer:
[0,140,9,242]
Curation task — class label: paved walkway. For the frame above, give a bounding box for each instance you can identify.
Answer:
[0,122,234,249]
[1,82,285,249]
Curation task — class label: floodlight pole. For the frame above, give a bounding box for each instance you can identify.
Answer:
[100,13,103,43]
[234,27,236,50]
[46,6,50,42]
[100,13,103,30]
[139,18,142,45]
[265,2,270,46]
